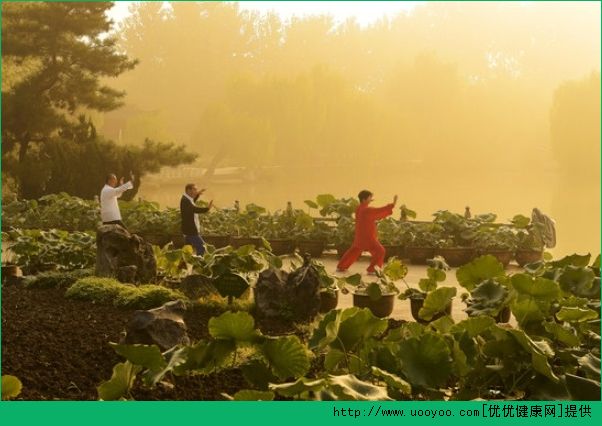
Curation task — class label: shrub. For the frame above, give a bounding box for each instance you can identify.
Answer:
[24,268,94,289]
[66,277,186,309]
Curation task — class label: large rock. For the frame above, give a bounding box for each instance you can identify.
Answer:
[123,300,190,350]
[96,224,156,283]
[254,255,321,322]
[180,274,220,299]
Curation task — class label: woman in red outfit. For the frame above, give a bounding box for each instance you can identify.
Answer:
[337,190,398,274]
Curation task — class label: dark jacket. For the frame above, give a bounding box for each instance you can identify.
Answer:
[180,195,209,236]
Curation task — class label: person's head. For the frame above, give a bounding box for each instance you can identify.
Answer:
[358,190,373,204]
[185,183,198,198]
[106,173,117,188]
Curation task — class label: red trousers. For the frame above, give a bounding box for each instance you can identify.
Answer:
[337,241,386,272]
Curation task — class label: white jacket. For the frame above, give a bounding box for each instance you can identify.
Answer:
[100,181,133,222]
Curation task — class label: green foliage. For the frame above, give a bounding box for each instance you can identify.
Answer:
[66,277,186,309]
[23,268,93,289]
[5,228,96,273]
[463,279,511,317]
[396,332,454,388]
[418,287,456,321]
[456,255,506,291]
[1,375,23,400]
[97,362,142,401]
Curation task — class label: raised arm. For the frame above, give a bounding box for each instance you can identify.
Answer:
[107,181,133,198]
[366,203,394,220]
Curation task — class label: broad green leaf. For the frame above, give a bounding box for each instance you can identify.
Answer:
[316,194,337,208]
[418,278,437,292]
[241,360,277,390]
[371,367,412,395]
[174,340,235,374]
[324,349,347,372]
[366,282,383,301]
[558,266,595,297]
[565,374,601,401]
[451,341,470,377]
[511,297,547,325]
[97,362,141,401]
[1,375,22,400]
[427,267,446,282]
[397,333,453,388]
[261,336,310,379]
[213,273,250,299]
[208,311,258,342]
[511,274,560,300]
[345,274,362,286]
[577,354,601,381]
[511,214,531,228]
[507,329,558,382]
[419,287,456,321]
[383,259,408,281]
[556,307,598,323]
[225,390,275,401]
[309,309,343,350]
[451,316,496,338]
[270,377,326,397]
[543,321,580,347]
[549,253,591,268]
[429,315,455,334]
[304,200,319,209]
[320,374,392,401]
[110,343,166,372]
[464,279,511,317]
[456,255,505,291]
[335,308,388,351]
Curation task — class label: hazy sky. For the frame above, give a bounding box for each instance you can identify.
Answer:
[108,1,423,27]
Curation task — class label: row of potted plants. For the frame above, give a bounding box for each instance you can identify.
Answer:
[2,193,547,267]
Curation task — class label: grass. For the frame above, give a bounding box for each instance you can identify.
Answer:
[24,268,94,289]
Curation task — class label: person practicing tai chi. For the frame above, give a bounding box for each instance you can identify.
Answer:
[100,172,135,229]
[180,183,213,255]
[337,190,398,274]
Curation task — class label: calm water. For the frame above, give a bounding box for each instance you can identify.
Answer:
[138,165,600,258]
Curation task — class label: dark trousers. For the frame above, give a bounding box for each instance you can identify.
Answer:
[103,220,127,229]
[184,234,205,255]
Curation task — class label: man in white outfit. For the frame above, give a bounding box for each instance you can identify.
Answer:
[100,173,134,228]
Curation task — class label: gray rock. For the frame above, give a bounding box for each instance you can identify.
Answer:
[96,225,156,283]
[254,255,321,322]
[123,300,190,350]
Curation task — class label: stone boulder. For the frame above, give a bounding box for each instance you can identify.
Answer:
[254,255,321,322]
[180,274,220,300]
[96,224,156,283]
[123,300,190,350]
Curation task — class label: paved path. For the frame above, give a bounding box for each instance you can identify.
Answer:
[313,253,520,326]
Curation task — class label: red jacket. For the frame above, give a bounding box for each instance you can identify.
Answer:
[353,202,394,248]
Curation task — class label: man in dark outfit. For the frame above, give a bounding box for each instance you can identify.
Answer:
[180,183,213,255]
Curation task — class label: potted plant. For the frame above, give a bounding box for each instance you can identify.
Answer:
[293,212,331,258]
[345,257,408,318]
[512,214,544,266]
[456,255,512,323]
[432,210,481,267]
[198,208,236,249]
[258,210,296,256]
[378,218,404,260]
[230,204,266,249]
[460,279,512,323]
[473,225,517,268]
[333,216,355,257]
[405,222,443,264]
[399,256,456,323]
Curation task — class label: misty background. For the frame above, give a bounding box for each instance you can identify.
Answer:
[6,1,602,256]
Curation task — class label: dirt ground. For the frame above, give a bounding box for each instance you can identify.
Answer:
[1,255,519,400]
